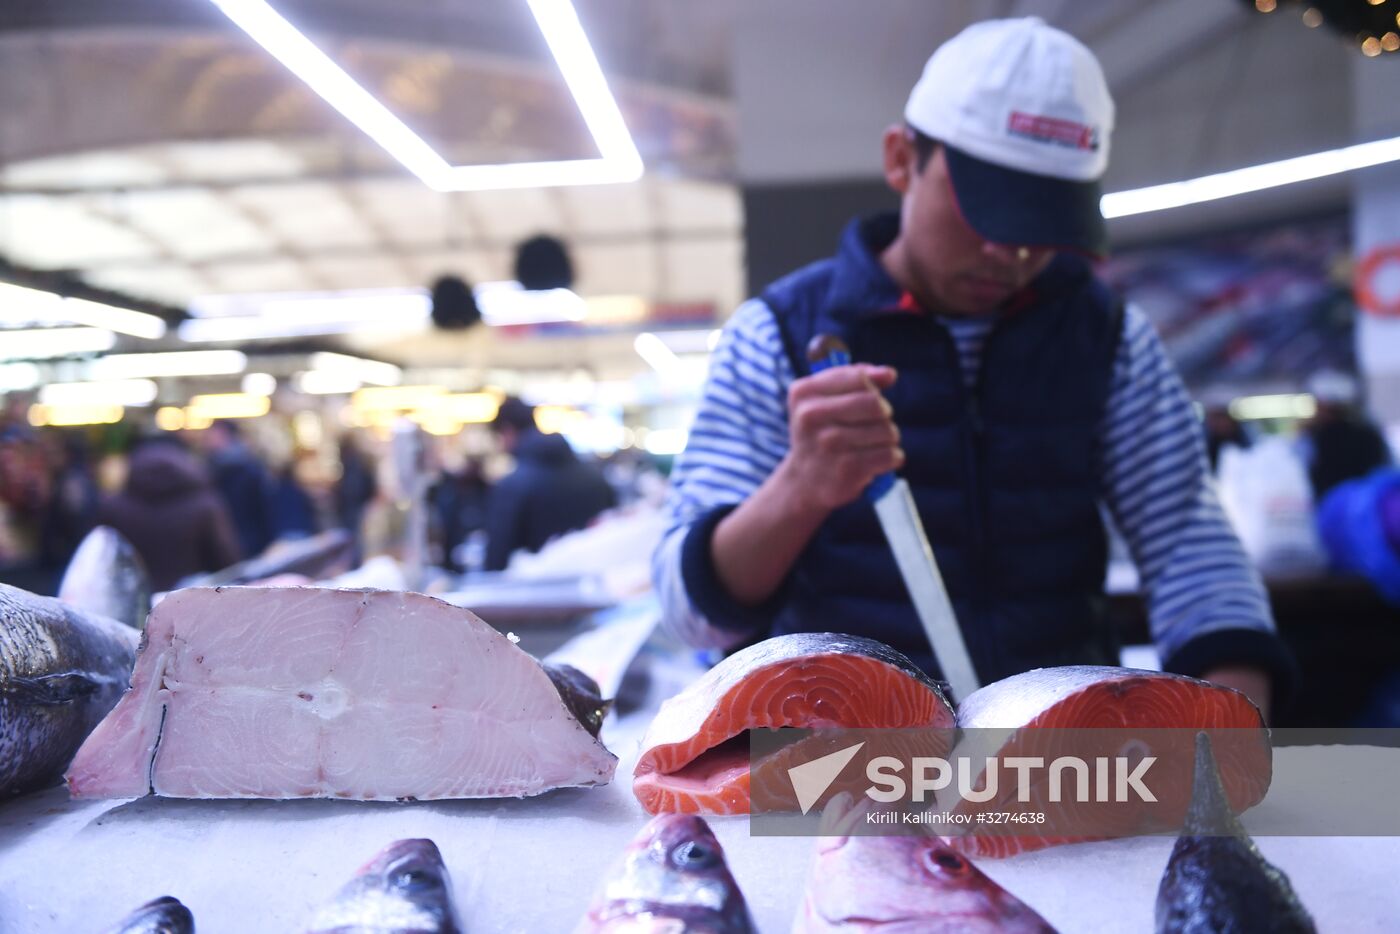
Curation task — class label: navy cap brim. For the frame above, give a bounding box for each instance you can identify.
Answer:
[943,143,1108,258]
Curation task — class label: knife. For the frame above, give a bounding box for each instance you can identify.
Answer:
[807,335,982,702]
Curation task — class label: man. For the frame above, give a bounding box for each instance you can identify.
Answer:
[483,397,616,572]
[654,18,1294,716]
[199,419,275,560]
[1300,369,1391,501]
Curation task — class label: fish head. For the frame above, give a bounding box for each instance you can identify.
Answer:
[308,838,461,934]
[106,896,194,934]
[806,794,1056,932]
[587,814,754,932]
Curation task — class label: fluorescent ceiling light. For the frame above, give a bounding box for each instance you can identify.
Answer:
[62,298,167,340]
[241,372,277,396]
[1229,393,1317,421]
[39,379,159,407]
[309,352,402,387]
[206,0,642,191]
[295,370,363,395]
[28,403,125,427]
[0,283,166,339]
[650,328,721,354]
[0,362,41,391]
[89,350,247,379]
[181,289,430,342]
[634,332,681,373]
[186,392,271,420]
[1102,133,1400,218]
[0,327,117,361]
[476,281,587,326]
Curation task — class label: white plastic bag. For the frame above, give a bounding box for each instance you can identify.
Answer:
[1216,436,1327,575]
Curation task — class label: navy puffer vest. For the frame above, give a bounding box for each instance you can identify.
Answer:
[762,214,1123,683]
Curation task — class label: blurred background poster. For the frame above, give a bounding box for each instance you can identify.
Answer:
[1101,215,1359,395]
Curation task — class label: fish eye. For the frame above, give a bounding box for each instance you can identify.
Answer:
[923,848,969,876]
[670,840,719,870]
[394,867,437,891]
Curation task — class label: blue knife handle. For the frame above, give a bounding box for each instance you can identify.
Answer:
[805,335,896,503]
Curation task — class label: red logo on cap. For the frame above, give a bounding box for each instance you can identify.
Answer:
[1007,111,1098,151]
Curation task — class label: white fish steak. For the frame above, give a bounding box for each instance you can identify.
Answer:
[65,586,617,800]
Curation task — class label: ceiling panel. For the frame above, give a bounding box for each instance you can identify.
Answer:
[460,187,562,240]
[654,178,741,230]
[572,242,659,297]
[0,195,161,267]
[85,266,215,307]
[661,238,744,310]
[349,178,455,246]
[158,139,311,181]
[560,183,651,235]
[205,258,317,294]
[305,255,416,290]
[1,151,167,189]
[226,183,380,249]
[119,189,270,260]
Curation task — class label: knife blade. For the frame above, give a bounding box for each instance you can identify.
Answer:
[808,335,982,702]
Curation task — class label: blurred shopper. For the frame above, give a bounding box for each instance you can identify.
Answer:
[430,457,491,573]
[1201,399,1251,473]
[654,18,1294,717]
[38,433,101,581]
[483,397,615,572]
[335,434,377,537]
[269,457,318,541]
[200,419,275,559]
[1300,369,1391,501]
[97,437,241,591]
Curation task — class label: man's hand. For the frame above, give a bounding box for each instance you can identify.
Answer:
[709,363,901,607]
[779,363,903,512]
[1201,665,1272,723]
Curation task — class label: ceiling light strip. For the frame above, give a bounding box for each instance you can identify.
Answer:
[207,0,642,191]
[1102,134,1400,218]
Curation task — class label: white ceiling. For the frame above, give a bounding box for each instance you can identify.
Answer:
[0,0,1385,366]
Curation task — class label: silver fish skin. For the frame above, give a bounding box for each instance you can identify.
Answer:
[104,896,195,934]
[1155,732,1315,934]
[0,583,138,800]
[57,526,152,630]
[795,793,1058,933]
[579,814,756,933]
[307,838,462,933]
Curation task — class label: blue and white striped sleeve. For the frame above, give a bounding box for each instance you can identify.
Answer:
[652,299,795,649]
[1100,305,1297,696]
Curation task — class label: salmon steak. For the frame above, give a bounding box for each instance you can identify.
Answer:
[948,666,1271,858]
[66,587,617,800]
[633,633,954,815]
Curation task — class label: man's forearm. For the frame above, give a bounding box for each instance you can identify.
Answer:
[710,458,831,606]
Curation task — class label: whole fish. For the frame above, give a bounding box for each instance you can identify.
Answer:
[187,528,356,587]
[578,814,755,933]
[104,896,195,934]
[0,583,138,800]
[307,838,462,933]
[1155,732,1316,933]
[795,792,1057,933]
[57,526,152,629]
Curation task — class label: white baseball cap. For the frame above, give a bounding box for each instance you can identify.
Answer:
[905,17,1115,256]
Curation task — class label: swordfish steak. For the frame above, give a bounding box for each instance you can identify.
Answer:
[633,633,955,815]
[65,587,617,800]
